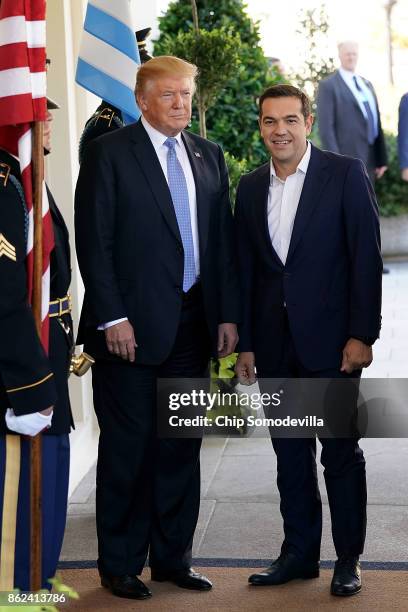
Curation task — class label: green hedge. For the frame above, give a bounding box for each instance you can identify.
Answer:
[375,132,408,217]
[224,152,249,208]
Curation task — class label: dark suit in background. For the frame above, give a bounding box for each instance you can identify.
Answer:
[75,119,239,581]
[398,93,408,180]
[317,71,387,182]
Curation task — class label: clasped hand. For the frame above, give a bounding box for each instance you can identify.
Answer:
[341,338,373,373]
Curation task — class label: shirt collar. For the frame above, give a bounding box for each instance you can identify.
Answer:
[141,116,183,148]
[270,140,311,181]
[339,67,360,85]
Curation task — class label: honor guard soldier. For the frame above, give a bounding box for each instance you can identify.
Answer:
[78,28,153,163]
[0,98,75,591]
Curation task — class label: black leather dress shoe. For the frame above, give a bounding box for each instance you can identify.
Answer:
[331,556,361,596]
[151,567,212,590]
[100,573,152,599]
[248,553,320,586]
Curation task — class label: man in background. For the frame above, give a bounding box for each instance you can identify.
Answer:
[398,92,408,181]
[317,40,387,185]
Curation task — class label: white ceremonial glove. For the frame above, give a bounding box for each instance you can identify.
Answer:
[5,408,53,436]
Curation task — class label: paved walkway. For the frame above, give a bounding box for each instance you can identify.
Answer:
[61,262,408,564]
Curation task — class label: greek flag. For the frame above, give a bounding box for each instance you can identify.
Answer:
[76,0,141,125]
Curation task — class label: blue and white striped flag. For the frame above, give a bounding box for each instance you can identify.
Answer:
[76,0,141,125]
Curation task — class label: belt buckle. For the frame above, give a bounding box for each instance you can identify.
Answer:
[59,294,71,316]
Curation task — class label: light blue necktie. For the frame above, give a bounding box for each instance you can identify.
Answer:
[353,76,377,145]
[164,137,196,292]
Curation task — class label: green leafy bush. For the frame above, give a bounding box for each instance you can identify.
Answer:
[154,0,283,167]
[375,132,408,217]
[224,151,249,207]
[157,26,241,139]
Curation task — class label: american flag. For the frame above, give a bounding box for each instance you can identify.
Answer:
[0,0,54,350]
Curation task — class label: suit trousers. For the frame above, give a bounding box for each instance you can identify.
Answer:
[92,284,211,576]
[258,313,366,563]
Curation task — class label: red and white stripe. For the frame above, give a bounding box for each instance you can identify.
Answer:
[0,0,54,351]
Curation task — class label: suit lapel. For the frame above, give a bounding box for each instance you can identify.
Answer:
[334,71,366,122]
[286,145,330,264]
[253,163,284,268]
[181,131,209,256]
[129,121,182,245]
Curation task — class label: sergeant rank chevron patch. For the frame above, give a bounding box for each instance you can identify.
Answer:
[0,234,17,261]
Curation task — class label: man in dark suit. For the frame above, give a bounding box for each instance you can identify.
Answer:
[398,93,408,182]
[317,41,387,184]
[75,55,239,600]
[0,104,73,590]
[235,84,382,597]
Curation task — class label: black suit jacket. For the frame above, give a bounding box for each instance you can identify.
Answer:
[235,145,382,372]
[317,71,387,171]
[75,120,239,364]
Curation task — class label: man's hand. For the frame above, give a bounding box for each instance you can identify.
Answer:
[217,323,238,358]
[341,338,373,374]
[375,166,387,180]
[401,168,408,182]
[5,407,54,436]
[105,320,137,362]
[235,351,256,386]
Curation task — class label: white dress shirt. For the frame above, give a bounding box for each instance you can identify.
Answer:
[267,141,311,265]
[338,67,379,137]
[100,117,200,330]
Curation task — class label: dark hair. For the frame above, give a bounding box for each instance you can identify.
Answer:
[259,84,311,120]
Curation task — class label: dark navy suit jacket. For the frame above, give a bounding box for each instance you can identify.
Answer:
[235,144,382,372]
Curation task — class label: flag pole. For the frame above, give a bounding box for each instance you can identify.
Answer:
[30,119,44,592]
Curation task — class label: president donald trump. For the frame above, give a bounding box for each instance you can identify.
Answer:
[75,56,239,600]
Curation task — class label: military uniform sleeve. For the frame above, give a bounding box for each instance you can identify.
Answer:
[0,172,57,415]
